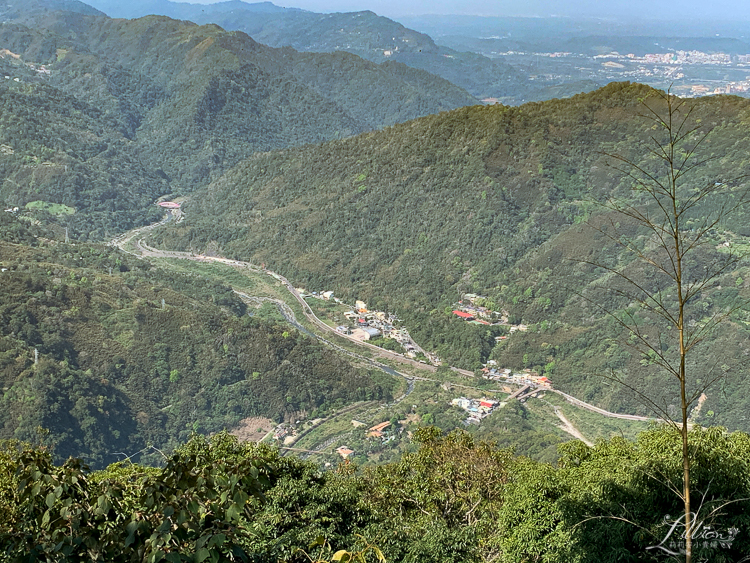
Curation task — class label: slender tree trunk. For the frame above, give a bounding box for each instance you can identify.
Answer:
[681,371,692,563]
[673,123,692,563]
[672,115,691,562]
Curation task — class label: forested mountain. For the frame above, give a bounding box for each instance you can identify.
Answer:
[83,0,532,102]
[153,82,750,431]
[0,214,393,467]
[0,0,104,20]
[0,3,476,239]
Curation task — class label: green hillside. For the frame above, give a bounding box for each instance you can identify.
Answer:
[84,0,531,102]
[152,82,750,430]
[0,6,476,239]
[0,77,167,239]
[0,214,393,467]
[0,0,104,20]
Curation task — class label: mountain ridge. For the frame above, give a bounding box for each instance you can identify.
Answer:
[151,82,750,432]
[82,0,533,102]
[0,5,477,239]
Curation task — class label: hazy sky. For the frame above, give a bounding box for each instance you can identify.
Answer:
[175,0,750,20]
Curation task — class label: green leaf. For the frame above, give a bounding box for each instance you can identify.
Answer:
[125,521,139,547]
[96,495,111,516]
[232,490,248,506]
[177,509,189,525]
[194,547,210,562]
[46,491,56,508]
[226,503,240,522]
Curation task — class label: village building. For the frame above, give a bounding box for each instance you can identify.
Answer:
[336,446,354,459]
[453,310,475,321]
[367,421,391,438]
[351,327,380,341]
[363,327,381,338]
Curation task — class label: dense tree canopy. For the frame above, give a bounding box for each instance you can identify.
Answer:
[154,83,750,431]
[0,223,393,467]
[2,426,750,562]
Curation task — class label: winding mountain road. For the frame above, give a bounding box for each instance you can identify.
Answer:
[109,218,658,426]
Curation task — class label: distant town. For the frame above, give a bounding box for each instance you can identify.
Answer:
[488,48,750,100]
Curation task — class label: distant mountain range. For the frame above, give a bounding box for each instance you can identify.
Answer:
[0,0,477,239]
[82,0,535,102]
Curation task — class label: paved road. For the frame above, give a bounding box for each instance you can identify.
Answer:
[549,389,654,422]
[111,218,659,427]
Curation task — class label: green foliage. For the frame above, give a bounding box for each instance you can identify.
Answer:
[155,84,750,428]
[1,433,271,562]
[0,8,477,239]
[5,425,749,562]
[357,428,513,562]
[0,239,393,467]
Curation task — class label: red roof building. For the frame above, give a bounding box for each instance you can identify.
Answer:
[369,421,391,433]
[453,310,475,320]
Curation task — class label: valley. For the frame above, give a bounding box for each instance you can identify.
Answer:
[4,2,750,561]
[112,212,652,465]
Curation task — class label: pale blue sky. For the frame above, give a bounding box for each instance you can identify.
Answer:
[174,0,750,20]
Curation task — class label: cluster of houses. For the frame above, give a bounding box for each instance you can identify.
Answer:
[452,294,529,335]
[451,397,501,425]
[272,423,301,445]
[481,361,552,388]
[457,293,495,318]
[304,290,431,359]
[452,309,492,326]
[335,420,395,459]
